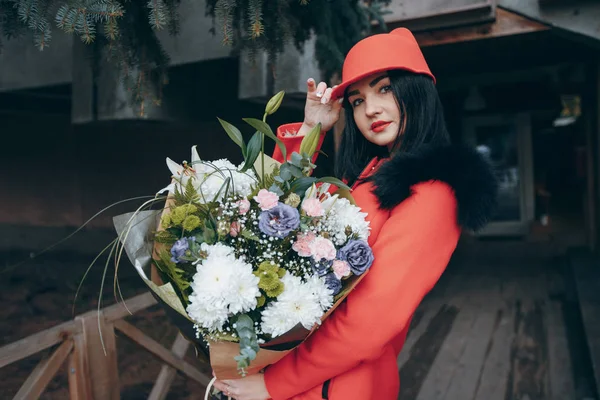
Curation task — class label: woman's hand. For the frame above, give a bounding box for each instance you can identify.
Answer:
[213,373,271,400]
[296,78,344,137]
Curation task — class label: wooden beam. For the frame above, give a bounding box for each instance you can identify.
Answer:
[148,333,191,400]
[414,8,550,48]
[383,2,495,33]
[101,292,157,322]
[0,319,78,369]
[68,333,93,400]
[0,292,156,369]
[13,340,73,400]
[113,319,211,387]
[76,313,120,400]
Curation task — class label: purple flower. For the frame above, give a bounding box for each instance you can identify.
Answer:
[258,202,300,238]
[324,273,342,296]
[337,240,374,276]
[311,258,332,277]
[170,237,194,263]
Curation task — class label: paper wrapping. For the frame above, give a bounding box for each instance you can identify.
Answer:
[113,176,368,378]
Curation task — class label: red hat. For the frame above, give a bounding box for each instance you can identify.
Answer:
[330,28,435,100]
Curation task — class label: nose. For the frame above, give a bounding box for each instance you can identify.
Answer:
[364,97,383,117]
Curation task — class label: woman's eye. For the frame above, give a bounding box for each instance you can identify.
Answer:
[351,98,363,107]
[380,85,392,93]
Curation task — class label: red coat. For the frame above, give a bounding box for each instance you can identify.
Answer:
[265,123,496,399]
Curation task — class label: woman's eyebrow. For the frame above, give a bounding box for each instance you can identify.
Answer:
[347,74,389,97]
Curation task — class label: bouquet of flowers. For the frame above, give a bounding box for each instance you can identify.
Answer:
[113,91,374,380]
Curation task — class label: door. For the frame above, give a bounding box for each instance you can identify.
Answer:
[463,113,534,236]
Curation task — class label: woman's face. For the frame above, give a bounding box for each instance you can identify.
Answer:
[346,73,402,150]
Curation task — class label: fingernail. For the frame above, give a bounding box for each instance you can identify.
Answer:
[316,91,323,97]
[338,98,344,104]
[321,97,328,104]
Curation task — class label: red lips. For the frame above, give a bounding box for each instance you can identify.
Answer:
[371,120,391,133]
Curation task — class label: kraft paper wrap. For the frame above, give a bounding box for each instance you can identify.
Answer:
[113,173,368,378]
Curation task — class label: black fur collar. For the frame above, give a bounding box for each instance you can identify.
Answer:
[369,144,498,232]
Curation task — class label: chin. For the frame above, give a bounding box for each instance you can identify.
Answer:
[367,133,397,148]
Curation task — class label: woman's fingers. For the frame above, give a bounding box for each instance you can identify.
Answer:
[315,81,328,98]
[306,77,316,94]
[320,87,332,104]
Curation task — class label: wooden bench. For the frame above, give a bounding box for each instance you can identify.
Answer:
[569,247,600,398]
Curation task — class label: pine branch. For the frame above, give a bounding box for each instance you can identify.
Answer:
[215,0,235,45]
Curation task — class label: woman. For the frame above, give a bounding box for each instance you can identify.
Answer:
[215,27,497,400]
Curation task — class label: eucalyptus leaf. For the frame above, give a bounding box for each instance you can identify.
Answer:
[269,184,284,196]
[289,164,304,178]
[217,117,246,157]
[243,118,287,161]
[290,152,303,167]
[279,164,292,181]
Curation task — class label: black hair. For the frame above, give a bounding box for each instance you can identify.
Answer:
[334,70,451,186]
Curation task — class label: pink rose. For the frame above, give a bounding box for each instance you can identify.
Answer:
[230,221,241,237]
[237,198,250,214]
[254,189,279,211]
[292,231,315,257]
[310,236,337,261]
[332,260,351,279]
[302,198,324,217]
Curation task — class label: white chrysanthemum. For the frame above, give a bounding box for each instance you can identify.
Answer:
[201,242,234,259]
[228,265,261,314]
[305,275,334,311]
[186,244,259,331]
[196,159,257,203]
[324,197,371,245]
[261,273,324,338]
[186,294,229,331]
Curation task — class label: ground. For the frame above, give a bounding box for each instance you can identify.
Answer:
[1,238,596,399]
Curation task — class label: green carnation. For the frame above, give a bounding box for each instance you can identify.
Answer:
[265,281,284,298]
[255,270,280,291]
[171,204,198,225]
[258,261,280,274]
[160,213,172,228]
[256,295,266,308]
[182,215,201,232]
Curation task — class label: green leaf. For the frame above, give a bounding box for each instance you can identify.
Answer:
[203,227,216,243]
[290,152,303,167]
[269,184,284,196]
[279,164,292,181]
[240,131,262,173]
[290,177,317,194]
[243,118,287,161]
[318,176,351,191]
[299,123,322,158]
[241,230,260,242]
[289,164,304,178]
[218,117,247,157]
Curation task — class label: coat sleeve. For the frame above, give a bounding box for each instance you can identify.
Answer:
[272,123,326,163]
[263,181,462,399]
